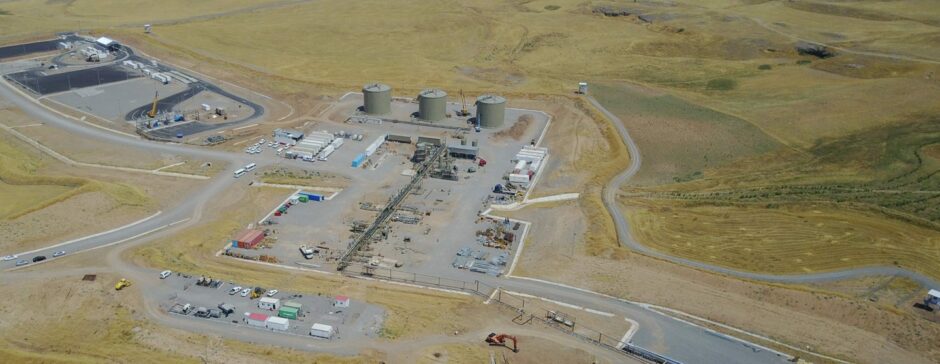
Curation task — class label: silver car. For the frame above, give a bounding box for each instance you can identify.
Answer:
[53,250,66,257]
[15,259,28,266]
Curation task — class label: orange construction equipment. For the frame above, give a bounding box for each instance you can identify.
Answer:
[485,332,518,353]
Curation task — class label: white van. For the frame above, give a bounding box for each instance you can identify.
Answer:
[244,163,256,171]
[160,270,172,279]
[234,168,247,178]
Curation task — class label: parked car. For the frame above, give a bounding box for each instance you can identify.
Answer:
[15,259,28,266]
[240,288,251,297]
[2,255,17,261]
[159,270,172,279]
[266,289,279,297]
[53,250,66,258]
[32,255,46,262]
[229,286,242,295]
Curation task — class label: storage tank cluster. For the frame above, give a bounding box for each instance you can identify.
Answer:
[362,83,391,115]
[417,89,447,122]
[475,94,506,128]
[360,83,507,128]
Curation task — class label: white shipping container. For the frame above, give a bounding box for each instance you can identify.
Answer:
[364,135,386,157]
[317,145,335,160]
[310,323,335,339]
[514,160,527,172]
[265,316,290,331]
[329,137,344,149]
[509,173,530,183]
[201,103,211,111]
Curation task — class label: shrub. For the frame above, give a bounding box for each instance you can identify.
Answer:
[544,5,560,11]
[758,64,772,70]
[706,78,737,91]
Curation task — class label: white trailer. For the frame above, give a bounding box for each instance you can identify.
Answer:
[265,316,290,331]
[244,312,268,328]
[258,297,280,310]
[310,323,335,339]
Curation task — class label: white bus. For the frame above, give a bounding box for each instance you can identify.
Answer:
[234,168,247,178]
[244,163,256,171]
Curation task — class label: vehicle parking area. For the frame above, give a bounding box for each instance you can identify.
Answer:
[157,272,385,341]
[224,99,549,280]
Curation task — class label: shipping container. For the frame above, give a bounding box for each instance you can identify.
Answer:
[298,195,309,203]
[283,301,303,311]
[278,306,299,320]
[351,153,366,168]
[265,316,290,331]
[310,323,335,339]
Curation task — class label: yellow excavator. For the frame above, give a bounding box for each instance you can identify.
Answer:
[147,91,159,118]
[115,278,132,290]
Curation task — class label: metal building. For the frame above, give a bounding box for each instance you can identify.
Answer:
[362,83,391,115]
[418,89,447,122]
[476,94,506,128]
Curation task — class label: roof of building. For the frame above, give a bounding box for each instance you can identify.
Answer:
[335,295,350,301]
[266,316,289,324]
[260,297,279,303]
[246,312,268,321]
[96,37,115,46]
[234,229,264,244]
[929,289,940,298]
[312,323,334,331]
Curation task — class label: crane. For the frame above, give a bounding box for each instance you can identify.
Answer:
[485,332,518,353]
[147,91,159,118]
[457,89,470,117]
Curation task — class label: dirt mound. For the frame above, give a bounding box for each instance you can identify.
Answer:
[494,114,533,141]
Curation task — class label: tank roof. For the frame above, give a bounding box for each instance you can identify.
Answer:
[363,83,391,92]
[419,89,447,98]
[476,94,506,104]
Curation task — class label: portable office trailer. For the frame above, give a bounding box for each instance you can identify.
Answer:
[245,312,268,327]
[258,297,280,310]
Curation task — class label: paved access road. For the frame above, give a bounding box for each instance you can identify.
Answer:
[0,75,791,363]
[587,95,940,289]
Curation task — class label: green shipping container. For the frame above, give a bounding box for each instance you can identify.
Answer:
[278,306,299,320]
[299,196,309,203]
[283,301,302,310]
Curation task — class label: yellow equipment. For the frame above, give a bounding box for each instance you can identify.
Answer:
[115,278,132,290]
[250,287,265,299]
[147,91,159,118]
[457,89,470,117]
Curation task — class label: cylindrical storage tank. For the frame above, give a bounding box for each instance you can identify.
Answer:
[476,94,506,128]
[362,83,391,115]
[418,89,447,122]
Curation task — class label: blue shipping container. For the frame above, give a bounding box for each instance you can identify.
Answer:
[231,240,238,248]
[351,153,366,168]
[297,192,323,201]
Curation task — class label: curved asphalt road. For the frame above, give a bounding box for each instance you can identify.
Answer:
[587,95,940,289]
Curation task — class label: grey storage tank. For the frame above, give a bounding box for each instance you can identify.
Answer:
[362,83,391,115]
[475,94,506,128]
[417,89,447,122]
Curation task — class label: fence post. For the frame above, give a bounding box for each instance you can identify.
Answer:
[388,268,392,279]
[413,272,416,282]
[497,289,501,303]
[437,276,441,286]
